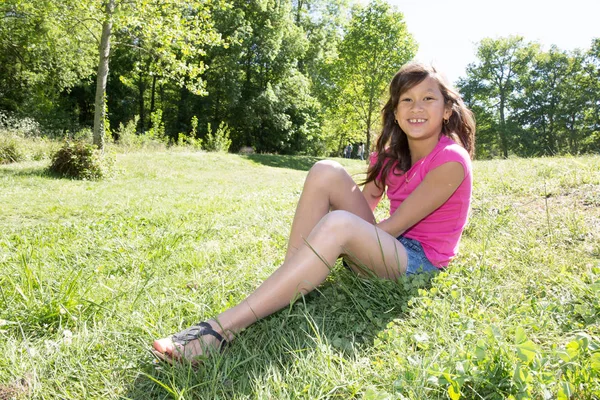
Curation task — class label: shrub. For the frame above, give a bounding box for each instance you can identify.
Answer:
[70,127,93,143]
[0,133,26,164]
[147,110,166,143]
[27,137,61,161]
[177,132,203,149]
[48,141,114,180]
[0,111,41,137]
[177,115,203,149]
[204,121,232,152]
[116,116,140,146]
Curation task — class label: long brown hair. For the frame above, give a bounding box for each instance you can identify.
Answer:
[365,62,476,190]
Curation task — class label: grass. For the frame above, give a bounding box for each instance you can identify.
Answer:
[0,148,599,399]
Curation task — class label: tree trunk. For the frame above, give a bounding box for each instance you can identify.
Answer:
[365,113,372,160]
[296,0,305,73]
[365,96,373,159]
[93,0,115,150]
[499,95,508,159]
[150,74,157,116]
[138,71,145,133]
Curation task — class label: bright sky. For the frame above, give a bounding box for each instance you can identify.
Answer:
[387,0,600,84]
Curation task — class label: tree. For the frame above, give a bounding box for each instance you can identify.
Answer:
[459,36,537,158]
[582,38,600,152]
[514,46,571,156]
[0,0,98,126]
[336,0,416,153]
[560,49,589,154]
[93,0,115,149]
[90,0,224,149]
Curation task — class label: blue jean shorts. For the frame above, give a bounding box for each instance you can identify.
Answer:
[397,236,440,275]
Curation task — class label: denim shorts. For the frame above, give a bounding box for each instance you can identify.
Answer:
[397,236,440,275]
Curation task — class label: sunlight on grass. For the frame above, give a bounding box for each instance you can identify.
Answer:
[1,151,599,399]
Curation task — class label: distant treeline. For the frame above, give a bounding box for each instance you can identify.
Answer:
[458,37,600,158]
[1,1,599,157]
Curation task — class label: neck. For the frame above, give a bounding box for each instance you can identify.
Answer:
[408,134,441,164]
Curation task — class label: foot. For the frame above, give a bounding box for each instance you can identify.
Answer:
[152,320,232,364]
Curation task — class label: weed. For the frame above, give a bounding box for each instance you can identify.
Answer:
[0,133,26,164]
[204,122,232,153]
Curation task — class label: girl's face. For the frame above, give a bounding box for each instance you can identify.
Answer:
[394,76,452,143]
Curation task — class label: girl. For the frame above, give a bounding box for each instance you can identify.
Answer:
[152,62,476,363]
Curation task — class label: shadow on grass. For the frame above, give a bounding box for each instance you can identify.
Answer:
[125,268,436,399]
[0,164,104,181]
[243,154,325,171]
[0,165,51,178]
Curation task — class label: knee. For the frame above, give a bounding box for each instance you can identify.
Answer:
[306,160,344,186]
[316,210,356,239]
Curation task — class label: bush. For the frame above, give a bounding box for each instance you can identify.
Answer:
[116,116,139,146]
[26,137,61,161]
[204,121,232,152]
[177,115,203,149]
[0,133,26,164]
[147,110,166,142]
[70,127,93,143]
[0,111,41,137]
[48,141,114,180]
[113,115,167,151]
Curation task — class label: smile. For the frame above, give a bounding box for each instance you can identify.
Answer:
[408,119,427,123]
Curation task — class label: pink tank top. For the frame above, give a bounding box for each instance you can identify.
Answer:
[372,135,472,267]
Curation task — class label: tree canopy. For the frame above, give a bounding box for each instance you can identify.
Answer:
[1,0,599,157]
[459,36,600,157]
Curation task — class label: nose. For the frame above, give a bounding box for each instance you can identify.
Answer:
[410,100,424,112]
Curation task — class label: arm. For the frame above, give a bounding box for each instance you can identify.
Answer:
[362,180,383,212]
[376,161,465,237]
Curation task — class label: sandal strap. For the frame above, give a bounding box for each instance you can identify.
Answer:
[172,322,228,351]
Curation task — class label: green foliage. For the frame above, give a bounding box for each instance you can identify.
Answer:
[112,115,169,151]
[3,0,599,157]
[0,133,26,164]
[115,115,139,146]
[91,0,226,146]
[458,36,538,159]
[336,0,417,151]
[147,109,166,143]
[177,116,203,149]
[459,36,600,158]
[204,121,232,152]
[0,115,59,162]
[0,111,41,137]
[70,127,93,143]
[0,0,98,130]
[48,141,114,180]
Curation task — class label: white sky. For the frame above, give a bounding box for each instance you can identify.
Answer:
[386,0,600,84]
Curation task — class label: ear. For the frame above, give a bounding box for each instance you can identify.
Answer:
[443,105,453,121]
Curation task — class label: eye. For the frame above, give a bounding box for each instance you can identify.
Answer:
[400,98,412,102]
[424,96,435,101]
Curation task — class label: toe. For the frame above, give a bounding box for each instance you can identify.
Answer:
[153,337,174,354]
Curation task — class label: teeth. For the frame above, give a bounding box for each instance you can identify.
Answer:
[409,119,426,123]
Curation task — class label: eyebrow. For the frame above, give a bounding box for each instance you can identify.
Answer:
[402,88,439,95]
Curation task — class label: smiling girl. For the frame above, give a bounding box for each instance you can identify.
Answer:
[152,62,476,363]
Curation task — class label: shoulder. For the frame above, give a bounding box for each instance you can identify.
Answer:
[426,136,472,173]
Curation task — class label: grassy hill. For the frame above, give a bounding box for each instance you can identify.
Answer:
[1,151,599,399]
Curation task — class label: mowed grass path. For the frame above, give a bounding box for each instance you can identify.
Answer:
[0,152,599,399]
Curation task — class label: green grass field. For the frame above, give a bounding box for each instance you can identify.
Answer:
[1,151,599,399]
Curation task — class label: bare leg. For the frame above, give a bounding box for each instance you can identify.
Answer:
[153,210,408,361]
[153,162,402,361]
[284,160,375,263]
